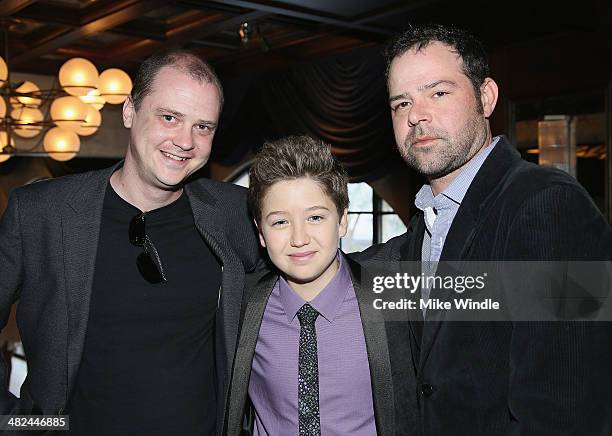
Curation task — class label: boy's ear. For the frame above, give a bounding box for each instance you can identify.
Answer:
[254,219,266,248]
[339,208,348,238]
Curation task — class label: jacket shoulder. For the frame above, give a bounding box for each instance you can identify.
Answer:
[350,230,411,263]
[487,157,593,213]
[509,159,583,190]
[10,167,111,205]
[188,177,261,270]
[190,177,246,199]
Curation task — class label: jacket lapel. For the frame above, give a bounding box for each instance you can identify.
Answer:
[399,213,426,354]
[400,212,424,262]
[418,137,522,370]
[226,271,278,435]
[62,164,118,404]
[417,200,479,369]
[346,256,395,435]
[185,182,245,412]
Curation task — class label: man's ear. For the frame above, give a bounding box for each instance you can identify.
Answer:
[339,208,348,238]
[480,78,498,118]
[123,96,135,128]
[254,219,266,248]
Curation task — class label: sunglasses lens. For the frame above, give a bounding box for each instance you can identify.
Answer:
[129,213,146,246]
[136,252,165,284]
[130,212,166,283]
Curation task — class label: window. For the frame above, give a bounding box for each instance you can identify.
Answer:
[380,197,408,245]
[510,90,608,215]
[232,171,249,188]
[340,182,406,252]
[228,170,407,252]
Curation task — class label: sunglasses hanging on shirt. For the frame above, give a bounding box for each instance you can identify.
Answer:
[129,211,167,284]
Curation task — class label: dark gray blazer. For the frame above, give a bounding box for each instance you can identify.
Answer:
[225,255,400,436]
[360,136,612,435]
[0,163,261,435]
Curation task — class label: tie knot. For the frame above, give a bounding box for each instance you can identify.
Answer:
[297,303,319,326]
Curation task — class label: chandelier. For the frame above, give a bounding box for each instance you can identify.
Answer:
[0,56,133,163]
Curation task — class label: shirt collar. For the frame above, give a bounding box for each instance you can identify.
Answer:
[278,251,351,324]
[414,136,500,210]
[443,136,499,204]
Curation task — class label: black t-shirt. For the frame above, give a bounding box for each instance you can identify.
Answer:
[69,184,221,435]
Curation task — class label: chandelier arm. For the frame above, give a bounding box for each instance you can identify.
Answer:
[14,133,45,153]
[1,34,131,161]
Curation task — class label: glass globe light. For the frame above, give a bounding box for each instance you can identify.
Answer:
[79,88,105,110]
[99,68,132,104]
[51,96,88,131]
[75,106,101,136]
[0,56,7,87]
[11,107,44,138]
[0,97,6,119]
[59,58,99,97]
[0,131,15,163]
[43,127,80,161]
[11,81,42,107]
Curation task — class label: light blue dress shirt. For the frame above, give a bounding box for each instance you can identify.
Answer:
[414,136,500,309]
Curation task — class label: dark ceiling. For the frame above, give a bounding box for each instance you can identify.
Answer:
[1,0,611,80]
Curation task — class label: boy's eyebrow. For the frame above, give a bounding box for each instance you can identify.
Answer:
[305,205,331,212]
[265,210,286,219]
[264,205,331,219]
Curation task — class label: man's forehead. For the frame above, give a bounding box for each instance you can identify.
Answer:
[148,65,214,93]
[143,67,220,108]
[150,65,196,89]
[389,43,466,87]
[393,42,462,68]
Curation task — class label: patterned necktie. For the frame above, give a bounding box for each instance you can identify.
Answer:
[297,303,321,436]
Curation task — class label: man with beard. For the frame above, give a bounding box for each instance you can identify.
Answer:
[369,23,612,435]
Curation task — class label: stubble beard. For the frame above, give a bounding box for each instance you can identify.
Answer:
[398,110,488,181]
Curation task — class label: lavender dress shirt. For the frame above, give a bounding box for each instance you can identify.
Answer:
[248,253,377,435]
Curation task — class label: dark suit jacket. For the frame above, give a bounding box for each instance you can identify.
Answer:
[0,163,261,435]
[361,136,612,435]
[225,255,406,436]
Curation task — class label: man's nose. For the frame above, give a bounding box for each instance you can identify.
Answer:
[173,126,195,150]
[407,100,431,127]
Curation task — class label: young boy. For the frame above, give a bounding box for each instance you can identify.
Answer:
[225,135,395,435]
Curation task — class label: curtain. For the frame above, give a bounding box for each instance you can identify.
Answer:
[214,46,400,182]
